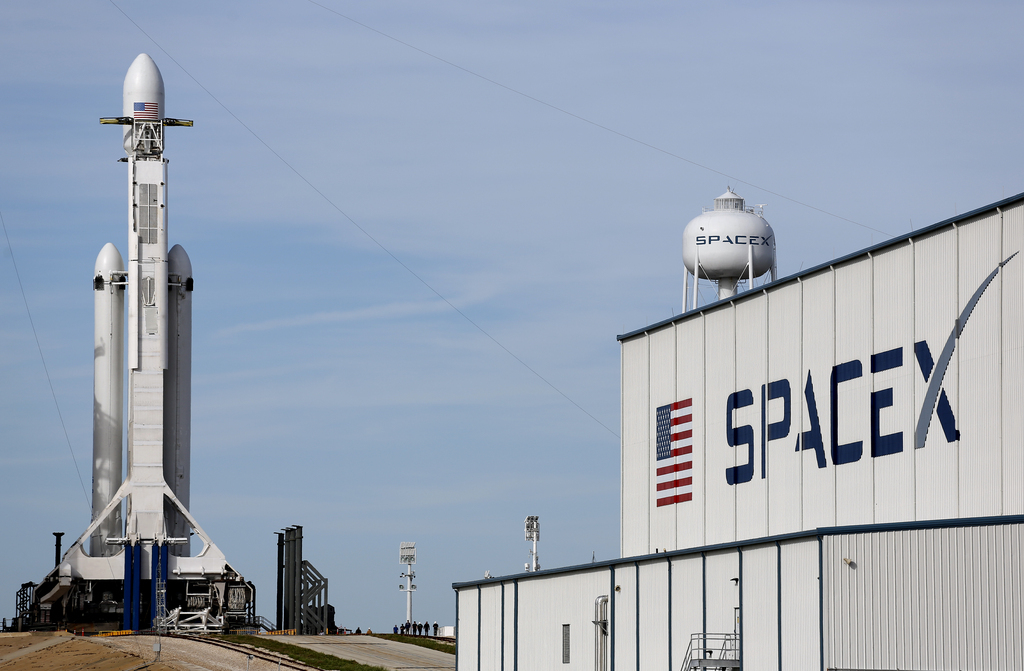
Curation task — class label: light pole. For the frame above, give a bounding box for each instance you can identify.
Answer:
[399,542,417,624]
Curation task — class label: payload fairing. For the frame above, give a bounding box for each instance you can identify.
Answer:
[33,54,252,632]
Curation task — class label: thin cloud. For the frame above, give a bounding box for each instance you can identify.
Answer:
[216,296,469,336]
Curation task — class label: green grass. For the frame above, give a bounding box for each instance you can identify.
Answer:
[215,635,389,671]
[368,633,456,654]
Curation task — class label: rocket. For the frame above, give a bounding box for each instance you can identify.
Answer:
[39,54,249,632]
[90,52,196,554]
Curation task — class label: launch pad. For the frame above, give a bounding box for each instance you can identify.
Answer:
[22,54,254,633]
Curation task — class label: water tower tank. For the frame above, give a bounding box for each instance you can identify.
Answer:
[682,188,776,301]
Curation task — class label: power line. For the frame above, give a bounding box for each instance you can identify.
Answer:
[0,210,91,510]
[303,0,893,237]
[107,1,620,440]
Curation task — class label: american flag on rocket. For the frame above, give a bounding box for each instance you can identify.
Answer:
[655,399,693,506]
[134,102,159,119]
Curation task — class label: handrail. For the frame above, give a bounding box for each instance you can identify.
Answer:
[679,632,739,670]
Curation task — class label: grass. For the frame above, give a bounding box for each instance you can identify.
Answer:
[368,633,456,654]
[215,635,389,671]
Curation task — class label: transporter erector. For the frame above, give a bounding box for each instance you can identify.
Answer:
[30,54,253,632]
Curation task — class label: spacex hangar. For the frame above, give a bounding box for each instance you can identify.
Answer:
[454,189,1024,671]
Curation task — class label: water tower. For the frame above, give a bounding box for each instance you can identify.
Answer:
[682,188,777,310]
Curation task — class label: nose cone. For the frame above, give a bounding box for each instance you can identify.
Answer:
[94,242,125,279]
[122,53,165,120]
[168,244,193,279]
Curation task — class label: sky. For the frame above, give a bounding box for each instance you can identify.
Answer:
[1,1,1023,631]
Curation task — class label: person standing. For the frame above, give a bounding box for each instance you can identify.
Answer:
[433,621,438,637]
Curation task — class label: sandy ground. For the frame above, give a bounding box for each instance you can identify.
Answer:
[0,633,454,671]
[0,632,181,670]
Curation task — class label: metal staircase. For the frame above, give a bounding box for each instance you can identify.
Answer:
[679,633,740,669]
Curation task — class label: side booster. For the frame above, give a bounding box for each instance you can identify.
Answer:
[34,54,251,633]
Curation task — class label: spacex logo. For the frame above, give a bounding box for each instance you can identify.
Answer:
[694,234,774,247]
[655,254,1016,488]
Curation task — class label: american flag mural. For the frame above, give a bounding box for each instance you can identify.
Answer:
[655,399,693,506]
[134,102,159,119]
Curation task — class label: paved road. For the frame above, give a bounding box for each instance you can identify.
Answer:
[287,635,455,671]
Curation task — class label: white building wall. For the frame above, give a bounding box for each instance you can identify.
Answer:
[734,298,768,542]
[765,283,803,536]
[648,328,677,552]
[703,309,736,546]
[798,270,837,532]
[480,585,502,671]
[675,317,706,548]
[458,587,479,669]
[621,337,649,555]
[668,554,703,666]
[833,259,873,527]
[778,539,819,670]
[871,241,916,523]
[957,211,1003,518]
[612,564,637,671]
[1002,202,1024,515]
[741,544,778,671]
[912,228,960,520]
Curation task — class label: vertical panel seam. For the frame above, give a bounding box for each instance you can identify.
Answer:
[818,534,824,671]
[702,551,707,635]
[635,561,640,671]
[738,547,744,667]
[477,585,482,671]
[777,540,782,671]
[610,565,616,671]
[500,582,505,671]
[667,556,673,671]
[513,579,518,671]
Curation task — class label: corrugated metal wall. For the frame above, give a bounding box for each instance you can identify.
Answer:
[638,560,669,671]
[766,283,803,536]
[823,524,1024,670]
[704,308,737,547]
[480,584,502,670]
[459,587,479,668]
[649,328,677,552]
[621,337,650,555]
[621,200,1024,556]
[742,544,777,671]
[871,241,916,523]
[675,318,706,548]
[1003,202,1024,515]
[779,539,819,670]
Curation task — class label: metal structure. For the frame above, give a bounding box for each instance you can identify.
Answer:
[524,516,540,572]
[27,54,252,633]
[399,542,417,623]
[454,192,1024,670]
[277,526,329,634]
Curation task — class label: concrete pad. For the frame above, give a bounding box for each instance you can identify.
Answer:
[286,635,455,670]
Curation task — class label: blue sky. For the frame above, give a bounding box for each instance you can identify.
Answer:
[2,1,1023,630]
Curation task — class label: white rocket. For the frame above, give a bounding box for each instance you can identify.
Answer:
[44,56,245,630]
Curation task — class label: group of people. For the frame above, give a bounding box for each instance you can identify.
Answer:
[395,620,437,637]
